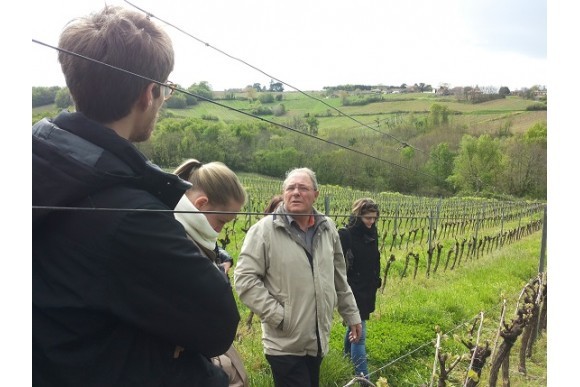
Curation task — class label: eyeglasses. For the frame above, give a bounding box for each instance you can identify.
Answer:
[161,81,175,101]
[284,184,314,193]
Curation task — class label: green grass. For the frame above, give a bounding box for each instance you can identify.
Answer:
[232,231,546,386]
[164,91,545,137]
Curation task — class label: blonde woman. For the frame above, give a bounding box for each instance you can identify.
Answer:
[173,158,248,387]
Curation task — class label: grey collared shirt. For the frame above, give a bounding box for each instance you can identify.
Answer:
[286,214,317,253]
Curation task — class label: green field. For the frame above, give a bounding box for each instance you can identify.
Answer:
[162,91,545,136]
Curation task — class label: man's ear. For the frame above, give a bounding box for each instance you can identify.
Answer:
[138,83,157,110]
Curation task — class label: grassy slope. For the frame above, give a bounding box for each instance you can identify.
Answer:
[233,231,546,386]
[165,92,546,145]
[33,93,546,136]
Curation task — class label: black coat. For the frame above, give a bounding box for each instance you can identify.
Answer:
[338,221,381,320]
[32,112,240,386]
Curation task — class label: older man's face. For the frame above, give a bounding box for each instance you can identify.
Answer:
[283,172,319,215]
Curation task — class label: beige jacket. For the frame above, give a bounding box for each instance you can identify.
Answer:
[234,204,361,357]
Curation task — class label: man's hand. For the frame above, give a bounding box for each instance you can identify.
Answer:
[348,323,362,343]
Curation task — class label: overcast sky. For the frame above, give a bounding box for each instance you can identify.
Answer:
[30,0,547,92]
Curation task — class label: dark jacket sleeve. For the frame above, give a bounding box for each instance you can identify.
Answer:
[216,247,234,265]
[338,227,349,255]
[104,206,240,358]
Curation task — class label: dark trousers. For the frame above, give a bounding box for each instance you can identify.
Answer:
[265,354,323,387]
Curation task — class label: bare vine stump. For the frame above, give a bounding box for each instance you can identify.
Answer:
[437,352,462,387]
[489,311,528,386]
[462,340,491,387]
[380,254,395,294]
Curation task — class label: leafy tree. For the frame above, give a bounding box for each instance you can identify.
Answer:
[306,116,319,136]
[253,147,303,176]
[258,93,275,104]
[429,104,449,126]
[425,143,455,192]
[448,134,505,195]
[525,121,547,143]
[164,93,187,109]
[244,86,257,102]
[498,86,511,96]
[269,80,284,92]
[55,88,73,109]
[32,86,61,107]
[501,123,546,199]
[272,104,286,117]
[187,81,213,101]
[415,83,432,92]
[502,121,546,199]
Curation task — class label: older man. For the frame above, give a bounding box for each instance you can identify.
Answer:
[234,167,361,387]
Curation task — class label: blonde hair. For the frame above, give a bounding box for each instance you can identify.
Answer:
[173,159,246,206]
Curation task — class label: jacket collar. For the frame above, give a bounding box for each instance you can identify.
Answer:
[50,111,191,208]
[273,203,328,231]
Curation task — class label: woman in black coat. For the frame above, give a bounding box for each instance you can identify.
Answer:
[338,198,381,380]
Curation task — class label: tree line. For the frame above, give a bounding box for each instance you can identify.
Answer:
[136,107,546,200]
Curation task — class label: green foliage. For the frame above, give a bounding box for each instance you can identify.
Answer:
[429,103,449,126]
[525,121,547,143]
[32,86,61,107]
[498,86,511,96]
[269,81,284,92]
[425,143,455,192]
[272,104,286,117]
[526,103,547,111]
[165,93,187,109]
[187,81,213,101]
[250,104,272,116]
[55,88,72,109]
[253,147,304,176]
[201,114,219,121]
[341,94,384,106]
[258,93,274,104]
[501,123,547,198]
[448,135,505,195]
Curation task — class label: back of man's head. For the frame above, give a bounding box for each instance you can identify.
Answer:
[58,5,174,123]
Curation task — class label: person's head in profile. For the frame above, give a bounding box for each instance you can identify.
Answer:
[58,5,175,142]
[174,158,246,233]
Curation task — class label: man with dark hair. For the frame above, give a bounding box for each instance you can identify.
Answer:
[32,5,239,386]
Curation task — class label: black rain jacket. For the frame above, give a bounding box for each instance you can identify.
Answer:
[32,111,240,386]
[338,220,381,320]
